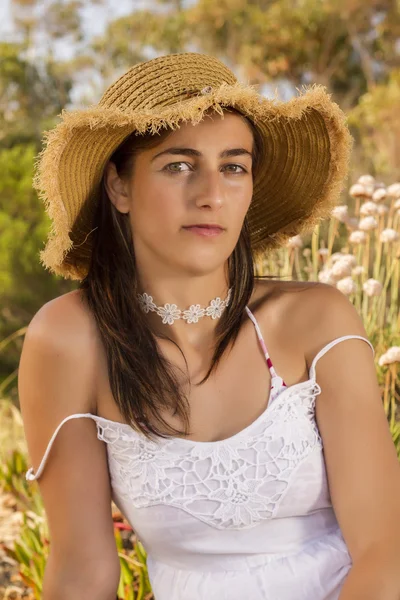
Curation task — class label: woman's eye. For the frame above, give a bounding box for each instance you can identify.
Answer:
[163,162,247,174]
[164,162,191,172]
[224,164,247,174]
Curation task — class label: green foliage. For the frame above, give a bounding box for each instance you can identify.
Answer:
[0,448,44,515]
[1,472,154,599]
[390,420,400,460]
[0,42,73,146]
[0,144,46,293]
[44,0,83,40]
[114,528,153,600]
[349,69,400,178]
[0,142,74,387]
[80,0,399,108]
[1,511,50,600]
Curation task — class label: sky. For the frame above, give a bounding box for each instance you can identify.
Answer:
[0,0,13,36]
[0,0,146,40]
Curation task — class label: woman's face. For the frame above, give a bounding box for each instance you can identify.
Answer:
[107,110,254,278]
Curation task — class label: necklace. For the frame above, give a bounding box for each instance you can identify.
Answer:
[137,288,232,325]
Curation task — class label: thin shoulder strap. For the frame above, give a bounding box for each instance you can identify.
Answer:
[26,413,97,482]
[245,306,280,379]
[309,335,375,380]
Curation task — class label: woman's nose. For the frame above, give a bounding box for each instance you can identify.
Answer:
[194,170,224,210]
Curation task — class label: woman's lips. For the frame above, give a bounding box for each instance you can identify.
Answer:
[182,225,224,237]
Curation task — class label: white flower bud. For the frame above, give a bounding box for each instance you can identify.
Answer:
[378,354,387,366]
[318,269,336,285]
[287,235,303,249]
[332,260,353,279]
[363,278,383,297]
[372,188,387,202]
[358,175,375,186]
[378,353,388,366]
[387,183,400,199]
[380,228,399,243]
[349,230,367,244]
[331,205,349,222]
[337,253,357,267]
[376,204,388,215]
[331,252,346,263]
[349,183,367,198]
[386,346,400,362]
[353,183,374,197]
[352,265,365,275]
[365,185,375,197]
[302,248,311,258]
[360,201,379,216]
[359,216,378,231]
[318,248,329,257]
[378,346,400,366]
[336,277,357,295]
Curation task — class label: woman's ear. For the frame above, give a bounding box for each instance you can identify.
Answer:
[104,161,130,214]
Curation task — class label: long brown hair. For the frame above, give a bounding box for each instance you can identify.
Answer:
[80,108,266,440]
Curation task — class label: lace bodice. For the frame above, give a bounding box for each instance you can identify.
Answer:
[25,306,375,600]
[94,376,322,530]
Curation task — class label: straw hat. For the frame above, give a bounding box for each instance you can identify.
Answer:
[33,52,353,281]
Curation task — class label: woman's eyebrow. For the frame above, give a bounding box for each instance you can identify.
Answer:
[151,147,253,162]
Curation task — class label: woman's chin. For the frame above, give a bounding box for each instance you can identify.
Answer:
[175,254,230,277]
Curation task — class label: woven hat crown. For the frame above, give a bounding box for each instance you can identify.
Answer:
[99,54,238,112]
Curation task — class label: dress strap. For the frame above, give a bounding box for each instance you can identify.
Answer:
[245,306,283,382]
[245,307,374,388]
[309,335,374,381]
[25,413,98,482]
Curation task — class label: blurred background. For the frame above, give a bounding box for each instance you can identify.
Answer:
[0,1,399,598]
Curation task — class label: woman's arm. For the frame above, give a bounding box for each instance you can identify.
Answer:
[43,550,119,600]
[19,292,120,599]
[305,284,400,600]
[338,541,400,600]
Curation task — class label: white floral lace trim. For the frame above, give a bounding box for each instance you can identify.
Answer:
[95,380,323,530]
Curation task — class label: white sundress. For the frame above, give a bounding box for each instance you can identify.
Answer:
[26,305,375,600]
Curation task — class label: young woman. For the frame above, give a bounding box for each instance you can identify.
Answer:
[19,53,400,600]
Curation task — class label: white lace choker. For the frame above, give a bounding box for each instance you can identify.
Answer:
[137,288,232,325]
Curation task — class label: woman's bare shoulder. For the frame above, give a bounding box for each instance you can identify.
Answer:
[251,278,335,344]
[28,289,94,333]
[21,289,100,412]
[251,277,323,316]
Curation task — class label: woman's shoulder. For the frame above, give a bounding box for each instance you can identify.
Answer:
[26,289,98,351]
[22,289,101,410]
[252,279,363,363]
[256,278,360,327]
[251,277,328,318]
[251,278,343,348]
